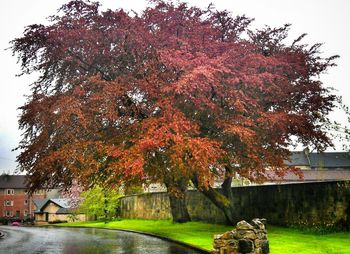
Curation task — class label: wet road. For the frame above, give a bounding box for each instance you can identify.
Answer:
[0,226,204,254]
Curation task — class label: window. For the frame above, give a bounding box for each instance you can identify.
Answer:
[24,199,28,205]
[24,210,28,216]
[5,189,14,195]
[4,200,13,206]
[4,211,13,217]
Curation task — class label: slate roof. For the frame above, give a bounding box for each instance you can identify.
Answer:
[33,198,50,212]
[50,198,70,208]
[286,152,309,166]
[56,207,71,214]
[273,170,350,182]
[286,152,350,169]
[308,153,350,168]
[33,198,73,213]
[0,175,27,189]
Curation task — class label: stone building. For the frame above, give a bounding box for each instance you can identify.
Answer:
[33,198,87,224]
[277,151,350,182]
[226,151,350,186]
[142,151,350,192]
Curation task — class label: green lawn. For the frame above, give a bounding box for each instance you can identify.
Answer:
[56,220,350,254]
[268,226,350,254]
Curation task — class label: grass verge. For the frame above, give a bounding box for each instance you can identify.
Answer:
[56,220,350,254]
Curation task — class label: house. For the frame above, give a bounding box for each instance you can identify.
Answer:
[33,198,87,224]
[228,151,350,185]
[278,151,350,182]
[142,151,350,192]
[0,174,60,220]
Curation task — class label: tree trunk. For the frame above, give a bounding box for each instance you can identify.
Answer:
[192,167,237,225]
[195,184,236,225]
[168,192,191,223]
[164,177,191,223]
[104,191,108,224]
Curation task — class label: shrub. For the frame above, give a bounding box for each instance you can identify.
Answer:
[48,220,68,224]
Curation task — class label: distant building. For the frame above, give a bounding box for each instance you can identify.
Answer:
[278,151,350,182]
[0,174,60,220]
[142,151,350,192]
[232,151,350,185]
[33,198,87,224]
[143,183,167,193]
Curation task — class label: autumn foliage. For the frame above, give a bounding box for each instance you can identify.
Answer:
[12,1,338,223]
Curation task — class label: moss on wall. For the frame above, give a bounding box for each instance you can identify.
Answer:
[120,181,350,229]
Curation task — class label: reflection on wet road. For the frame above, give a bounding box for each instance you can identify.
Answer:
[0,226,203,254]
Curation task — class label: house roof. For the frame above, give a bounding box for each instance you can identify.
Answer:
[272,170,350,182]
[50,198,70,208]
[0,174,26,189]
[33,198,50,212]
[286,152,309,166]
[0,174,60,190]
[33,198,72,213]
[286,152,350,169]
[0,175,27,189]
[308,153,350,168]
[56,207,71,214]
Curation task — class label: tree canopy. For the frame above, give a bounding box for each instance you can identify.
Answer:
[79,185,121,220]
[12,0,338,223]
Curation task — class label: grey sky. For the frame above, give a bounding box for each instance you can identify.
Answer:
[1,0,349,174]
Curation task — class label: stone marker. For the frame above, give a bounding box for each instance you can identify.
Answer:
[212,218,269,254]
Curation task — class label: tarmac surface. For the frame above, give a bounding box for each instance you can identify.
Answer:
[0,226,203,254]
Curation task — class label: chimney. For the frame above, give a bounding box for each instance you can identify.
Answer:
[303,147,311,167]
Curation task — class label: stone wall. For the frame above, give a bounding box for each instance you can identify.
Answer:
[212,219,269,254]
[120,181,350,228]
[121,192,172,220]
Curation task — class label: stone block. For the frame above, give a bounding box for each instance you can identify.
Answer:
[237,230,257,240]
[226,245,238,254]
[251,219,266,230]
[256,232,267,240]
[221,231,234,239]
[261,240,269,254]
[219,247,228,254]
[254,247,262,254]
[254,239,261,248]
[218,246,237,254]
[214,239,228,248]
[214,234,223,240]
[236,220,254,230]
[227,239,238,248]
[259,219,267,225]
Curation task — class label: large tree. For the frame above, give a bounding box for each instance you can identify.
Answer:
[13,0,338,224]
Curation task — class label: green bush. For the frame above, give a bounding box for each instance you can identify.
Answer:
[0,217,9,225]
[48,220,68,224]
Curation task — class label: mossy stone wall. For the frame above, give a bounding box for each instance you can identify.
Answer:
[120,181,350,228]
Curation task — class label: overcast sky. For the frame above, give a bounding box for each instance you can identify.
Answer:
[1,0,349,174]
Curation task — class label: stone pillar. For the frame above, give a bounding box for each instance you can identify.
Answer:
[212,218,269,254]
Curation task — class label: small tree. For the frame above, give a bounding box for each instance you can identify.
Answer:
[79,185,121,222]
